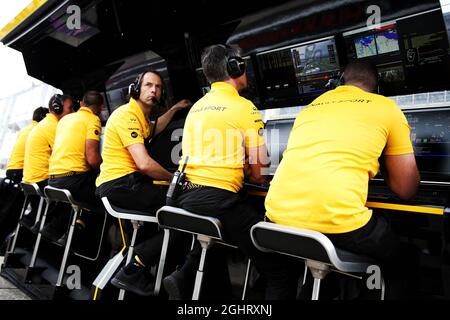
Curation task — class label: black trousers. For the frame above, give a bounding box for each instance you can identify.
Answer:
[6,169,23,184]
[168,186,300,300]
[97,172,190,267]
[324,213,420,299]
[49,171,101,207]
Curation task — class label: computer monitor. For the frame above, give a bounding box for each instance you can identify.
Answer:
[404,107,450,182]
[290,37,340,95]
[264,118,295,175]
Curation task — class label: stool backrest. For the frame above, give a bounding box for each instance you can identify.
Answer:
[44,186,75,204]
[157,206,224,240]
[21,182,42,197]
[251,222,376,273]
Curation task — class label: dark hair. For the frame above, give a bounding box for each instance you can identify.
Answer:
[32,107,49,122]
[82,90,104,109]
[201,44,241,83]
[343,60,378,92]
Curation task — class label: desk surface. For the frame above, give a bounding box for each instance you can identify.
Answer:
[154,180,447,216]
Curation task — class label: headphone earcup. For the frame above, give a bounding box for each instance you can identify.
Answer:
[227,56,246,79]
[51,95,63,115]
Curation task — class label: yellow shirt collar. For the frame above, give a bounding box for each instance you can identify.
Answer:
[129,97,150,123]
[47,113,58,123]
[333,85,367,94]
[79,106,94,114]
[210,82,239,96]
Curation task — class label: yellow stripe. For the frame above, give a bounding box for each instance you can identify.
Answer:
[93,218,128,300]
[134,255,146,267]
[153,180,169,186]
[365,201,444,215]
[0,0,48,41]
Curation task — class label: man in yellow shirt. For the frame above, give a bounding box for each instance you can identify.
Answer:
[49,91,103,204]
[41,91,104,243]
[97,69,191,296]
[22,94,74,232]
[163,44,298,300]
[23,94,74,186]
[6,107,48,184]
[265,60,420,299]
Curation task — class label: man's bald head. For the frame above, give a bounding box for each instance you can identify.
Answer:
[343,60,378,93]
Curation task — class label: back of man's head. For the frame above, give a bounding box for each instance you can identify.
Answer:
[83,91,104,112]
[32,107,49,122]
[343,60,378,93]
[201,44,242,84]
[48,94,73,113]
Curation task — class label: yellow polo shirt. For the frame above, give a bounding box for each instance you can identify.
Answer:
[181,82,265,193]
[265,85,414,234]
[96,98,152,186]
[49,107,101,175]
[23,113,59,183]
[7,121,38,170]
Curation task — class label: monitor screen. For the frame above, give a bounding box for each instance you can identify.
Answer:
[290,37,340,95]
[404,107,450,181]
[354,34,377,58]
[264,118,295,175]
[256,47,299,105]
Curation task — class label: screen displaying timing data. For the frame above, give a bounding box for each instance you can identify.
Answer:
[264,118,295,175]
[404,108,450,181]
[290,37,340,95]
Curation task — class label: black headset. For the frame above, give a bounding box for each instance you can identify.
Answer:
[224,45,246,79]
[50,94,64,115]
[129,69,167,106]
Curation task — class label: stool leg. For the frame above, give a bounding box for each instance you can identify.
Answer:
[154,229,170,295]
[8,195,29,254]
[192,241,208,300]
[312,278,321,300]
[28,200,50,268]
[118,223,139,300]
[56,206,78,287]
[241,259,251,300]
[33,196,45,226]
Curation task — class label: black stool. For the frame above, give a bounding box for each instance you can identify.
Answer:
[251,221,385,300]
[156,205,251,300]
[92,197,167,300]
[3,182,46,269]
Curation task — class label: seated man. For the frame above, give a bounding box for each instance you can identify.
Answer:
[22,94,74,230]
[46,91,104,242]
[265,60,420,299]
[96,69,191,296]
[163,44,299,300]
[6,107,49,184]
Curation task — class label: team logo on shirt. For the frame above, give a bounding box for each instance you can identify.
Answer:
[131,131,138,138]
[258,128,264,136]
[94,130,99,136]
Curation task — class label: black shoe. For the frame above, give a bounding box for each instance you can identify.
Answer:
[163,269,193,300]
[40,225,65,245]
[111,267,155,296]
[30,223,40,235]
[21,216,36,230]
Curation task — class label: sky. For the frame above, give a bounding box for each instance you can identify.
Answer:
[0,1,44,99]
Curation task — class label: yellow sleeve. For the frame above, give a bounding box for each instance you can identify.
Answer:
[240,102,266,148]
[86,116,102,141]
[115,111,145,148]
[384,105,414,155]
